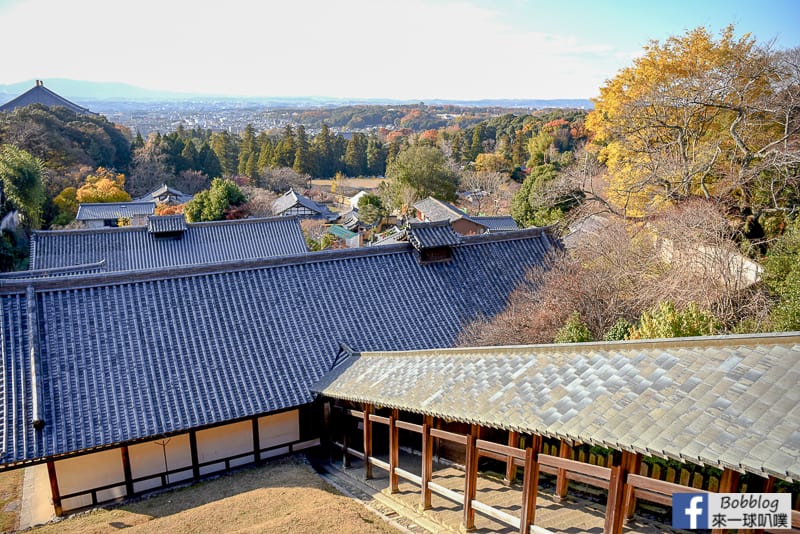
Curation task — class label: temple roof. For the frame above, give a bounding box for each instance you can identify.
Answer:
[0,80,93,115]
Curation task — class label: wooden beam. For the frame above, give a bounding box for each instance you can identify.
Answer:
[46,461,62,517]
[604,450,633,534]
[252,416,261,464]
[712,469,741,534]
[463,430,478,531]
[389,409,399,493]
[189,430,200,480]
[753,475,776,534]
[421,415,433,510]
[342,422,351,468]
[555,439,572,500]
[121,446,134,497]
[623,453,642,520]
[363,404,373,480]
[519,435,542,534]
[505,431,520,485]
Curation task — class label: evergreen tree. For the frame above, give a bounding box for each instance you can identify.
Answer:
[132,130,145,150]
[344,133,368,176]
[271,125,295,168]
[470,123,486,161]
[311,124,335,178]
[0,144,46,229]
[210,131,238,176]
[511,129,527,167]
[237,124,257,176]
[181,139,199,171]
[366,136,386,176]
[293,125,311,175]
[199,142,222,179]
[257,137,274,172]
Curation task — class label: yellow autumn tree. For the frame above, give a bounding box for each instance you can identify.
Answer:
[587,26,797,218]
[76,167,131,203]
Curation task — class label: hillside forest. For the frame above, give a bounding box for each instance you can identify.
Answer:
[0,26,798,342]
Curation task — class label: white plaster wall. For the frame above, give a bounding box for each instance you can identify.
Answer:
[196,421,253,475]
[129,434,193,493]
[259,410,300,454]
[55,449,125,511]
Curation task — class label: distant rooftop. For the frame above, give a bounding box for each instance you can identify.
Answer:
[75,202,156,221]
[0,80,94,115]
[135,184,193,205]
[29,216,309,272]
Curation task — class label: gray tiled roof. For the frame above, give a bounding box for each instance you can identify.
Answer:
[0,262,106,280]
[471,216,519,232]
[0,83,93,114]
[0,228,558,465]
[272,189,335,219]
[147,214,187,234]
[313,334,800,481]
[75,202,156,221]
[407,221,463,250]
[29,217,308,272]
[414,197,466,223]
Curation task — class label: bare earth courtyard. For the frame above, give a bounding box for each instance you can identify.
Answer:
[0,457,400,534]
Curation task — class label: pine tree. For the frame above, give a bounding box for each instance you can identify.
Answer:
[293,125,311,175]
[237,124,257,176]
[311,124,335,178]
[272,125,295,168]
[366,136,386,176]
[181,139,199,171]
[344,133,368,176]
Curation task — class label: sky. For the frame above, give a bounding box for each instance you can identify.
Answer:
[0,0,799,100]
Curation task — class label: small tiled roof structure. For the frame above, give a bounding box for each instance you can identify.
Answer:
[414,197,467,223]
[471,215,519,232]
[28,216,308,273]
[407,221,463,250]
[75,202,156,221]
[414,197,519,234]
[0,228,559,465]
[0,80,94,115]
[146,214,187,234]
[135,184,193,205]
[313,333,800,482]
[328,224,358,240]
[272,189,337,221]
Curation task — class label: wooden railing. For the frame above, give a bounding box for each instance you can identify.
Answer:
[332,402,799,534]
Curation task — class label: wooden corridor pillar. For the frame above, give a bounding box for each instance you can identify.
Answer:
[604,450,638,534]
[389,409,399,493]
[555,439,572,500]
[505,431,520,485]
[520,434,543,534]
[363,404,373,480]
[46,460,62,517]
[463,427,479,531]
[421,415,433,509]
[711,469,741,534]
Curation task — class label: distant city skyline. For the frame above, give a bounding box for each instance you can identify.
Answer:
[1,0,798,101]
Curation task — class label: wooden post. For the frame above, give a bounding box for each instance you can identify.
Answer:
[505,431,520,485]
[520,434,542,534]
[389,409,399,493]
[555,439,572,500]
[463,430,478,531]
[46,460,62,517]
[421,415,433,510]
[753,476,776,534]
[711,469,741,534]
[604,450,633,534]
[121,446,134,497]
[342,424,351,468]
[252,416,261,464]
[363,404,373,480]
[189,430,200,479]
[623,452,642,519]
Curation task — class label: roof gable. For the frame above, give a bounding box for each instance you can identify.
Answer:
[0,81,93,114]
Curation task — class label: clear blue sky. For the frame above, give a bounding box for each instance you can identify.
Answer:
[0,0,797,100]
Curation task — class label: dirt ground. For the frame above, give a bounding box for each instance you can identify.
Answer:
[0,469,22,532]
[24,457,398,534]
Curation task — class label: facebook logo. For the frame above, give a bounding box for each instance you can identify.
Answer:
[673,493,708,529]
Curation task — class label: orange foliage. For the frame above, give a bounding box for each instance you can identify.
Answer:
[155,203,184,215]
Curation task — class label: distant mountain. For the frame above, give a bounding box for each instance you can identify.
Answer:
[0,79,593,109]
